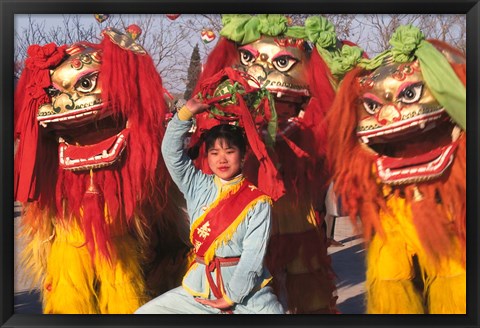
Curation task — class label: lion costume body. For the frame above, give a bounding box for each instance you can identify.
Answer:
[187,15,357,313]
[327,25,466,314]
[14,27,190,314]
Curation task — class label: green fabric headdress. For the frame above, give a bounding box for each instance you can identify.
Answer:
[340,24,466,130]
[220,14,347,78]
[391,25,466,130]
[220,14,289,45]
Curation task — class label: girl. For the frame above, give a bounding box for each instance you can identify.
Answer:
[135,97,284,314]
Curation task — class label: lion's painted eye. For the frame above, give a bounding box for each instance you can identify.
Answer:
[397,82,423,104]
[239,49,256,66]
[45,86,60,97]
[75,72,98,93]
[362,98,383,115]
[272,55,298,72]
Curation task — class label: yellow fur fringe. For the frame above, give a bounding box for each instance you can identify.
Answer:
[96,234,148,314]
[366,279,425,314]
[426,273,465,314]
[17,204,55,291]
[43,221,98,314]
[19,202,152,314]
[42,220,148,313]
[366,196,466,314]
[366,231,424,313]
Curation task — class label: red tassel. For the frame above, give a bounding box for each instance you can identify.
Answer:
[192,38,238,97]
[81,170,111,262]
[261,98,272,123]
[278,133,310,159]
[236,96,285,201]
[14,43,67,203]
[14,96,41,202]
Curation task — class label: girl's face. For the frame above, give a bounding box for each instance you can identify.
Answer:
[207,138,243,181]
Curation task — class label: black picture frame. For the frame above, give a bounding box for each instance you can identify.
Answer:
[1,1,479,327]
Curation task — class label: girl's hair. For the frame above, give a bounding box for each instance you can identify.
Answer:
[204,124,247,157]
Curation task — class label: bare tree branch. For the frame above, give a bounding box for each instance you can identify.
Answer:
[14,14,467,88]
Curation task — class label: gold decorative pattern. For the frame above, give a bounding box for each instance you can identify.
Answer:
[102,27,147,55]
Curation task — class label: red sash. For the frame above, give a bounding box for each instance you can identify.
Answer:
[190,178,269,264]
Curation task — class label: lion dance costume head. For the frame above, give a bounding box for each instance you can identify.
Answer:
[14,26,190,314]
[327,24,466,313]
[189,14,358,313]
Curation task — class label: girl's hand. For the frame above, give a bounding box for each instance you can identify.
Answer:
[185,95,209,115]
[194,297,233,310]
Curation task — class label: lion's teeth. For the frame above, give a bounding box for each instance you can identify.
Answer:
[452,126,461,141]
